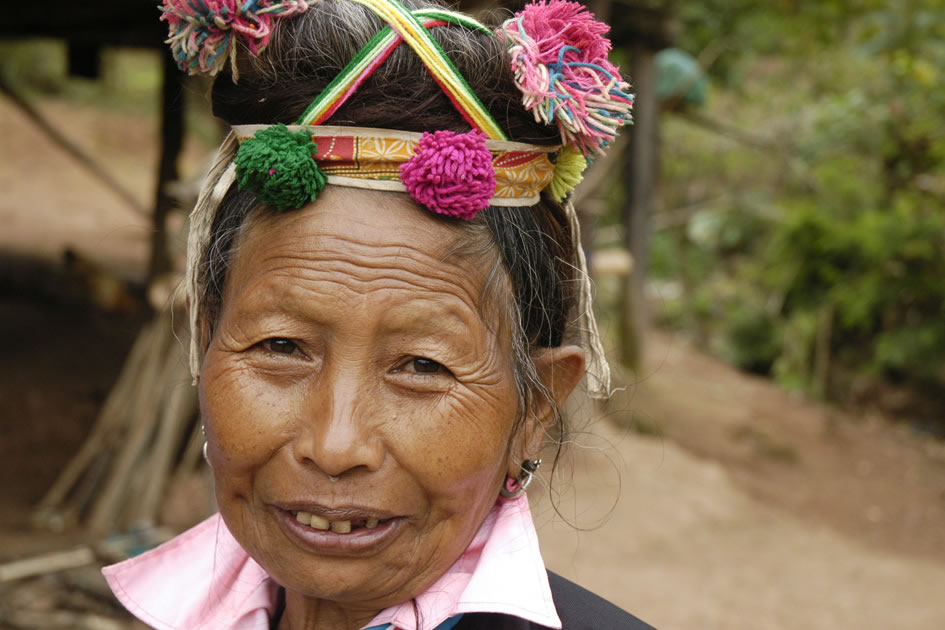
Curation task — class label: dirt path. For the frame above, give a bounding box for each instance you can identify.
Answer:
[2,96,944,629]
[622,331,945,564]
[534,419,945,629]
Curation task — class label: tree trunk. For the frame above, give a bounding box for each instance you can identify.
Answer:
[620,43,658,371]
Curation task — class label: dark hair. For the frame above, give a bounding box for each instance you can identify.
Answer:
[200,0,581,446]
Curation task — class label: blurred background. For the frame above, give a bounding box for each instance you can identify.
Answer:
[1,1,944,628]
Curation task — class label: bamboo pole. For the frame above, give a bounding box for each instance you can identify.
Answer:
[87,320,173,532]
[0,547,95,583]
[33,322,156,524]
[132,356,196,524]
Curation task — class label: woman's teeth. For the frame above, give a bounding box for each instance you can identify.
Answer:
[295,511,380,533]
[296,511,328,530]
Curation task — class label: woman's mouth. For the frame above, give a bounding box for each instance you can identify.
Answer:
[294,511,387,534]
[274,506,406,554]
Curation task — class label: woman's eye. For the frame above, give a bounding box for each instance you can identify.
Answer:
[264,338,297,355]
[411,357,444,374]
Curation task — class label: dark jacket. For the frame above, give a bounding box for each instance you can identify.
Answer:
[455,571,656,629]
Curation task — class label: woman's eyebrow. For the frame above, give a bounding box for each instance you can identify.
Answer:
[377,298,482,339]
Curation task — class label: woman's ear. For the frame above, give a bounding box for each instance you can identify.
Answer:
[508,345,585,478]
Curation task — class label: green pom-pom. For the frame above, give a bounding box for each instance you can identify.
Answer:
[546,146,588,202]
[234,123,327,211]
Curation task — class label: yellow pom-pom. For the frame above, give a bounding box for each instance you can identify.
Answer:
[546,146,587,202]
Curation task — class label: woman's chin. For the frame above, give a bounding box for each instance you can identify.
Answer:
[257,506,425,605]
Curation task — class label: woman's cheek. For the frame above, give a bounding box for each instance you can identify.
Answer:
[385,388,511,495]
[201,355,300,472]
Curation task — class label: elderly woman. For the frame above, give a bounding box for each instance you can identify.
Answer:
[104,1,651,628]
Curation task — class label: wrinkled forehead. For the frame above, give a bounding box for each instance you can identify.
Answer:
[226,186,505,322]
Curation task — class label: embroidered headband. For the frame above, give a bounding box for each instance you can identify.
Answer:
[232,125,558,214]
[168,0,630,397]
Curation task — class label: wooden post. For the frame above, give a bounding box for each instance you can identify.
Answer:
[619,42,658,370]
[147,50,184,286]
[577,0,613,271]
[588,1,611,32]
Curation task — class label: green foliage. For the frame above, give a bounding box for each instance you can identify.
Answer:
[654,0,945,406]
[768,197,945,377]
[719,299,782,375]
[0,40,67,93]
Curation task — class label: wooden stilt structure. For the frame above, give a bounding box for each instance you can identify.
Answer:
[18,43,200,536]
[33,281,201,534]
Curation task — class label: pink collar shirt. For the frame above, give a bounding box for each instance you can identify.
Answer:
[103,495,562,630]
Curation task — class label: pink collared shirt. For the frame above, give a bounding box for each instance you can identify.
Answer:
[103,495,561,630]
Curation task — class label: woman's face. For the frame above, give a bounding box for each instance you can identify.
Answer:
[200,187,525,614]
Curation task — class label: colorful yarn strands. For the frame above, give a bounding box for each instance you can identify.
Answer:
[498,0,634,158]
[233,1,513,212]
[296,7,492,128]
[161,0,309,79]
[345,0,508,141]
[177,0,623,395]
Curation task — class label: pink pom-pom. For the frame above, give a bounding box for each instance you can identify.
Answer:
[516,0,613,65]
[400,130,496,221]
[498,0,634,157]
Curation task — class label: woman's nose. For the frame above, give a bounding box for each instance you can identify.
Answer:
[291,372,385,478]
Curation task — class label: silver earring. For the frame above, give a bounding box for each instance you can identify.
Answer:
[499,458,541,498]
[201,424,210,465]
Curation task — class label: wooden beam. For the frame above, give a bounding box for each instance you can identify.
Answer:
[0,0,164,46]
[67,42,102,79]
[0,74,148,217]
[147,50,185,285]
[610,2,678,50]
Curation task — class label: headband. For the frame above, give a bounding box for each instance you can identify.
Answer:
[232,125,558,214]
[163,0,632,398]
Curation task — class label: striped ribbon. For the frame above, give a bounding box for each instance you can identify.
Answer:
[296,0,507,141]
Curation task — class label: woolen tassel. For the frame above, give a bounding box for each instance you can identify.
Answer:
[497,0,634,158]
[160,0,311,80]
[547,146,587,202]
[234,124,327,211]
[400,130,496,220]
[565,199,612,399]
